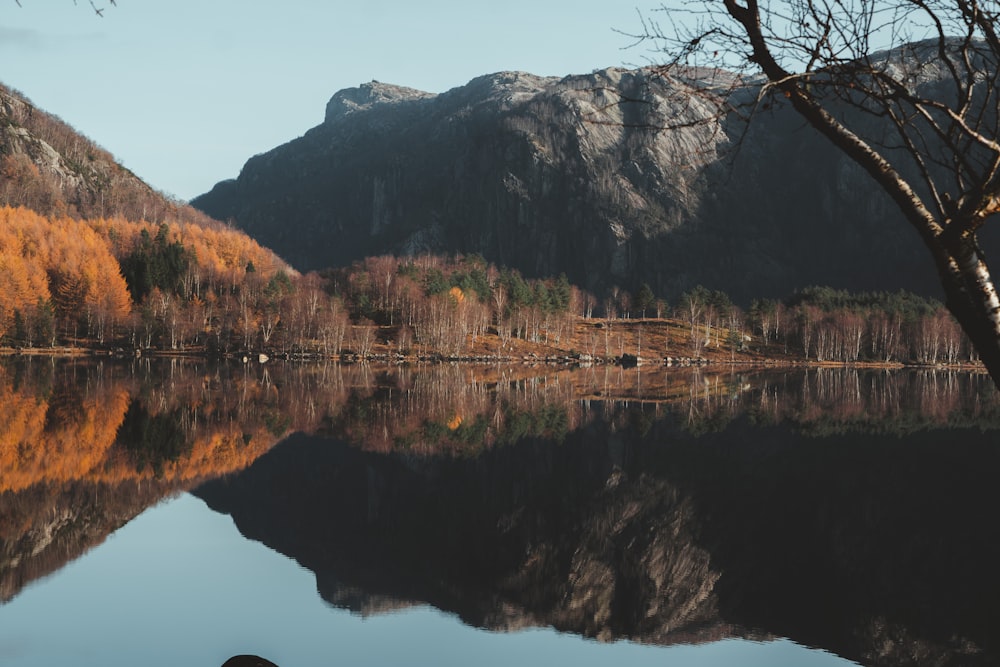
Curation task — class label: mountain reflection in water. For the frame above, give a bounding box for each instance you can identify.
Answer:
[1,359,999,666]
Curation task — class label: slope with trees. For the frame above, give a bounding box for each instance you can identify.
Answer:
[0,206,289,351]
[1,81,218,226]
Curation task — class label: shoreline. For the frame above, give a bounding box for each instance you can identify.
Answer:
[0,345,986,374]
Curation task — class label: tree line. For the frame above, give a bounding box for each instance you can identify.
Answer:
[745,287,973,365]
[0,206,285,351]
[0,205,982,367]
[664,284,974,366]
[642,0,1000,389]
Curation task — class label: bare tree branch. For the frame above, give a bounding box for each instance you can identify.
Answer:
[18,0,116,15]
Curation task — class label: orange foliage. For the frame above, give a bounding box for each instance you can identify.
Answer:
[0,206,288,348]
[0,207,131,337]
[89,217,288,286]
[0,378,130,493]
[0,363,286,492]
[0,208,53,336]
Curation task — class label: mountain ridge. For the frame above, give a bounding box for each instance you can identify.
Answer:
[0,82,221,227]
[193,66,728,295]
[192,52,998,304]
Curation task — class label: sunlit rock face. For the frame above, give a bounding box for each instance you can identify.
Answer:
[192,51,994,303]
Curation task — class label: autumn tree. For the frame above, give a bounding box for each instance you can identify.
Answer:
[0,207,130,345]
[643,0,1000,388]
[317,295,349,357]
[749,298,779,344]
[679,285,710,355]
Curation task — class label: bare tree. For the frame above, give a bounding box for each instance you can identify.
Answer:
[14,0,116,14]
[640,0,1000,388]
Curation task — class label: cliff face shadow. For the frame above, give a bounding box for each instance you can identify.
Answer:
[196,397,1000,667]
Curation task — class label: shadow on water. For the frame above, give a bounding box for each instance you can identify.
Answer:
[1,358,999,666]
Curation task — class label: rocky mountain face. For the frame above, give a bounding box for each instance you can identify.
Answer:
[0,83,214,225]
[192,51,993,303]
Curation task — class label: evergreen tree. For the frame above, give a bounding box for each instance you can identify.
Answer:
[635,283,656,318]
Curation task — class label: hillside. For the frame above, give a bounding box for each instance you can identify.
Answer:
[0,84,302,352]
[0,206,288,348]
[192,52,997,304]
[0,82,213,225]
[0,71,979,367]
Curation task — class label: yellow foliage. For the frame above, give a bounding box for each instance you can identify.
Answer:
[0,365,281,491]
[0,379,130,493]
[0,207,131,332]
[89,216,287,287]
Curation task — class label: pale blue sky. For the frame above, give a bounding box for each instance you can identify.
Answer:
[2,1,657,201]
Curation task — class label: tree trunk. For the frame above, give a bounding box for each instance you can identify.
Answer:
[938,235,1000,387]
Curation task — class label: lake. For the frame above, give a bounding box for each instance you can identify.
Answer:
[0,358,998,667]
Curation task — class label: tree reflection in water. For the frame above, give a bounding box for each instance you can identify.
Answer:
[202,365,1000,667]
[1,358,999,666]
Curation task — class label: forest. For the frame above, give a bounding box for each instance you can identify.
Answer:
[0,204,980,368]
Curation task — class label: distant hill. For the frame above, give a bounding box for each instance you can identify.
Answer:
[0,84,298,350]
[192,50,1000,304]
[0,82,213,226]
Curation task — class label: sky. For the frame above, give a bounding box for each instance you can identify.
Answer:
[2,1,660,202]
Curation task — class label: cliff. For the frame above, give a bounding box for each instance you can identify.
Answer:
[192,51,991,303]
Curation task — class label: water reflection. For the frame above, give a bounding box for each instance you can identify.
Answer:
[0,358,286,603]
[1,359,999,667]
[196,416,1000,667]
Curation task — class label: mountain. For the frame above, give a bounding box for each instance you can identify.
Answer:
[192,50,995,303]
[0,82,214,226]
[0,82,301,349]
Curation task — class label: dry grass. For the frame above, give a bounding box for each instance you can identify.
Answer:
[366,316,795,366]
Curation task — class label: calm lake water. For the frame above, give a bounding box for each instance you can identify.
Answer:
[1,359,998,667]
